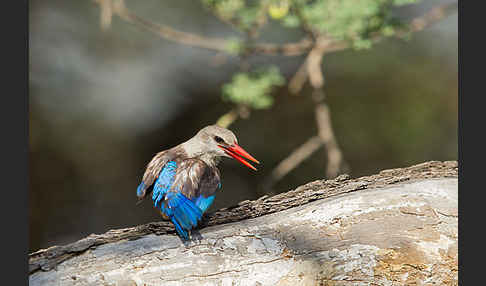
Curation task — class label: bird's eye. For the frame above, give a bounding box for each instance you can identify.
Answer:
[214,136,225,144]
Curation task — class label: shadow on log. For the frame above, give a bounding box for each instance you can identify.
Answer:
[29,161,458,285]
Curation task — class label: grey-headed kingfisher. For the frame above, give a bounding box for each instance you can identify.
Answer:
[136,125,259,239]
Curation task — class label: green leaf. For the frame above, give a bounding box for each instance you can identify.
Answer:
[294,0,420,50]
[201,0,267,31]
[224,38,244,55]
[393,0,418,6]
[381,26,395,37]
[281,14,301,28]
[222,66,285,110]
[353,38,372,50]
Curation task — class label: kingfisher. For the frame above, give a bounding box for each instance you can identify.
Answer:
[136,125,259,240]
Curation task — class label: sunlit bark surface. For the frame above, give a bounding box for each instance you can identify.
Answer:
[30,161,458,286]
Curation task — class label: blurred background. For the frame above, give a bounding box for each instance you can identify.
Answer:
[29,0,457,252]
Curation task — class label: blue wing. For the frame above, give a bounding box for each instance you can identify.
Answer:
[150,161,177,206]
[137,150,175,200]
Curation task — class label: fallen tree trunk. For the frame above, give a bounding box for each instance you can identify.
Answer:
[29,161,458,285]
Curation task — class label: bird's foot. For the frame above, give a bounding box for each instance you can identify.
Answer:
[189,229,203,243]
[177,230,203,247]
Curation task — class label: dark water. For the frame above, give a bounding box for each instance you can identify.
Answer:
[29,0,457,252]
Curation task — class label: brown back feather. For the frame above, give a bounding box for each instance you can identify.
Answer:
[138,150,175,199]
[169,159,220,200]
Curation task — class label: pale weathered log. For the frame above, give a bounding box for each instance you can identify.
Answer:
[29,161,458,285]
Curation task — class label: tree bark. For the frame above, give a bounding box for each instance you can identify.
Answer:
[29,161,458,286]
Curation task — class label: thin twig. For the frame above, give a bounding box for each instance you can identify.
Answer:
[288,37,330,95]
[93,1,457,57]
[106,0,230,52]
[306,38,328,89]
[216,109,240,129]
[248,38,314,56]
[314,99,343,178]
[408,2,458,33]
[92,0,313,56]
[278,2,459,179]
[274,136,323,178]
[260,136,323,191]
[263,42,344,189]
[261,92,345,191]
[98,0,113,30]
[288,59,309,95]
[215,105,250,128]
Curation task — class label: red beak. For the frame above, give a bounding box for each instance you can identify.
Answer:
[219,143,260,171]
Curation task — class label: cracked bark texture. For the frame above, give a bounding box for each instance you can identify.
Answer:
[29,161,458,286]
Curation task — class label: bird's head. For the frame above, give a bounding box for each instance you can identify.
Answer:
[188,125,260,170]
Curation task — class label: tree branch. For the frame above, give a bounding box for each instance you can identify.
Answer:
[101,0,230,52]
[31,175,458,285]
[92,0,313,56]
[279,0,458,181]
[93,1,457,57]
[408,1,458,33]
[98,0,113,31]
[314,101,344,178]
[281,2,459,178]
[288,37,330,95]
[248,37,314,56]
[215,108,240,129]
[260,136,323,191]
[288,58,309,94]
[29,161,458,276]
[268,41,345,188]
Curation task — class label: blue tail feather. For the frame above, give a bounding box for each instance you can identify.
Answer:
[161,192,203,239]
[174,207,193,230]
[170,216,188,239]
